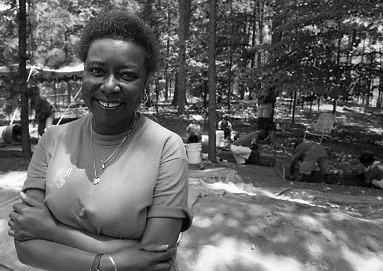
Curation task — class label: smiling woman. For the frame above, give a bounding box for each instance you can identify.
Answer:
[8,10,192,271]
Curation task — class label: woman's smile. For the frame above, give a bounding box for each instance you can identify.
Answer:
[94,98,123,110]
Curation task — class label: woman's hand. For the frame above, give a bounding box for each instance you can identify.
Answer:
[8,192,58,242]
[109,243,176,271]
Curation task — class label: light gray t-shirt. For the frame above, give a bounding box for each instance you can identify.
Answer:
[23,114,192,239]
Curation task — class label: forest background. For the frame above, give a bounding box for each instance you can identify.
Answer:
[0,0,383,161]
[1,2,383,269]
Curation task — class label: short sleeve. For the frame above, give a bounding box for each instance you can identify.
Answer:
[22,130,51,192]
[147,135,192,232]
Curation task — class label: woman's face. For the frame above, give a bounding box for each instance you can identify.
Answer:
[82,38,147,134]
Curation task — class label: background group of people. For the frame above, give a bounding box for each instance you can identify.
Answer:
[185,113,383,190]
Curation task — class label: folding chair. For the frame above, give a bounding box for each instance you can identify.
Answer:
[303,113,336,144]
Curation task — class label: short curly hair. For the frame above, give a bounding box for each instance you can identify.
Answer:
[78,10,159,77]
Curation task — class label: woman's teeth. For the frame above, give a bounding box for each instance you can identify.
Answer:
[98,100,120,109]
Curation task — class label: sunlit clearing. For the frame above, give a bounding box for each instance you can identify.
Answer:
[367,127,383,134]
[305,241,324,259]
[0,4,10,12]
[206,182,257,196]
[194,237,304,271]
[192,216,215,228]
[297,215,323,230]
[0,171,26,191]
[341,245,383,271]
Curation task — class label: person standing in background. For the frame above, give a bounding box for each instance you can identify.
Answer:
[29,87,54,136]
[218,114,233,141]
[186,115,203,143]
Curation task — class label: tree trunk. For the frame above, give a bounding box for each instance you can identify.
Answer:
[19,0,32,160]
[309,99,313,113]
[288,93,293,114]
[207,0,217,163]
[332,98,337,114]
[291,90,297,124]
[227,48,233,110]
[155,77,159,113]
[164,4,171,102]
[178,0,190,115]
[67,81,72,105]
[256,0,264,67]
[250,0,257,68]
[171,72,179,106]
[377,89,382,108]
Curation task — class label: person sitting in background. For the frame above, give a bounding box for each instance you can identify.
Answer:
[230,129,269,165]
[359,153,383,189]
[9,10,192,271]
[187,115,203,143]
[218,114,233,141]
[288,140,331,183]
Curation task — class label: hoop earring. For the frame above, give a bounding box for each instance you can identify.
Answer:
[141,93,148,105]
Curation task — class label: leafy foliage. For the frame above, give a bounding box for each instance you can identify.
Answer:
[1,0,382,109]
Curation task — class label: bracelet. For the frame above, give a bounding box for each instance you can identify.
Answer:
[106,254,118,271]
[90,254,103,271]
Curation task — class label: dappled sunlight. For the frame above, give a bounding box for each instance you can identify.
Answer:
[0,171,26,191]
[367,126,383,135]
[193,237,304,271]
[341,245,383,271]
[178,189,383,271]
[192,215,216,228]
[297,214,324,230]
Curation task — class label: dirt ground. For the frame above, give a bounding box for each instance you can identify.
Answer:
[1,159,383,271]
[0,102,383,270]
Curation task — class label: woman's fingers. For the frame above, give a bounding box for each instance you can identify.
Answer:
[8,229,15,237]
[141,244,170,252]
[149,247,176,263]
[152,261,172,270]
[8,219,15,228]
[12,203,26,214]
[20,191,43,207]
[9,210,19,220]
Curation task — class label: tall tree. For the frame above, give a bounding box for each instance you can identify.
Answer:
[208,0,217,163]
[177,0,187,114]
[18,0,32,159]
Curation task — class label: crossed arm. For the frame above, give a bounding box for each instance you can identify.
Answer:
[9,189,182,271]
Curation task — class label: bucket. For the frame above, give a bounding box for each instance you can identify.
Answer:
[186,143,202,164]
[0,124,22,144]
[216,130,225,147]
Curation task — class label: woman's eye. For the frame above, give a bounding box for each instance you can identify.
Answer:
[120,72,138,81]
[88,67,104,75]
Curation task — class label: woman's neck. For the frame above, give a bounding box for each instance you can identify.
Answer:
[91,113,138,135]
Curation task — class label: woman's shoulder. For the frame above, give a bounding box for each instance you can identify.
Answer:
[46,115,89,138]
[141,116,183,142]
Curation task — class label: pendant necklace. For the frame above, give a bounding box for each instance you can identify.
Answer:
[90,114,138,185]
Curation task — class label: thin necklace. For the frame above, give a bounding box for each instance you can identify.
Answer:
[90,114,138,185]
